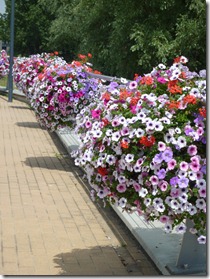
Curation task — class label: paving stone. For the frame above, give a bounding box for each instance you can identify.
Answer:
[0,95,160,275]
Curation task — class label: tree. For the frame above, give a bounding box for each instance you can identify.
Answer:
[2,0,206,77]
[5,0,54,56]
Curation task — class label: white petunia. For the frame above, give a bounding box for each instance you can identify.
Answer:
[177,136,187,148]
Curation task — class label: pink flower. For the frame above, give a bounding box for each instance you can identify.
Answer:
[159,215,170,223]
[91,109,101,119]
[190,155,200,164]
[179,161,189,171]
[198,186,206,198]
[158,141,166,151]
[189,162,200,172]
[116,184,127,193]
[85,120,92,128]
[187,145,197,156]
[133,183,141,192]
[167,159,177,170]
[149,175,159,185]
[197,127,204,136]
[158,180,168,191]
[157,77,168,84]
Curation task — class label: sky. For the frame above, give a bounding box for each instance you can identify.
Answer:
[0,0,5,14]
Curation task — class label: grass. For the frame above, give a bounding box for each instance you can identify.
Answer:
[0,76,17,89]
[0,76,8,87]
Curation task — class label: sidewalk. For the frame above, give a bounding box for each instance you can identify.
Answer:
[0,94,160,275]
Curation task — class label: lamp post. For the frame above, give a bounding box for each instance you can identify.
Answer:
[8,0,15,102]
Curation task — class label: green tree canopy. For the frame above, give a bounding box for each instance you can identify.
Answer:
[1,0,206,78]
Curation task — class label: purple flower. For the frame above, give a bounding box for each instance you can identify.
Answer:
[170,176,179,186]
[184,125,194,136]
[153,153,163,164]
[108,81,119,91]
[178,177,189,188]
[162,148,173,162]
[157,168,166,179]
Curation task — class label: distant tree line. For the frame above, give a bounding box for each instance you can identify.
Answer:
[0,0,206,79]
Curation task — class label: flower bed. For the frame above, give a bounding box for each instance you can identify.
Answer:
[13,53,103,131]
[72,56,206,243]
[0,50,9,79]
[13,52,67,98]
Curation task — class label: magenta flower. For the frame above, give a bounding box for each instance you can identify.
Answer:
[91,109,101,119]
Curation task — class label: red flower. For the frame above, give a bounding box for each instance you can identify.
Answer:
[139,136,156,147]
[140,76,154,85]
[120,140,129,149]
[97,167,108,176]
[183,95,197,105]
[199,107,206,118]
[102,118,109,126]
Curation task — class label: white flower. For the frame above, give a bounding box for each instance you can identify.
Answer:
[197,235,206,244]
[92,130,103,138]
[196,198,206,210]
[177,136,187,148]
[160,117,170,124]
[125,154,134,163]
[106,155,116,165]
[154,121,164,131]
[112,131,121,141]
[175,223,187,234]
[106,129,113,137]
[164,223,172,233]
[139,187,148,197]
[158,63,166,69]
[135,128,145,137]
[118,197,127,208]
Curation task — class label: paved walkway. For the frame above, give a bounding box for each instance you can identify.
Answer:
[0,94,160,276]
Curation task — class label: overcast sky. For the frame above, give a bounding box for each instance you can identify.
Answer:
[0,0,5,14]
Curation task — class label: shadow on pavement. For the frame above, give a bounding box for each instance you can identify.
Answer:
[24,155,72,171]
[15,121,42,129]
[53,246,143,276]
[10,105,31,110]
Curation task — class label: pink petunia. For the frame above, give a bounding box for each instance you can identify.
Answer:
[187,145,197,156]
[159,215,170,223]
[179,161,189,171]
[167,159,177,170]
[116,184,127,193]
[189,162,200,172]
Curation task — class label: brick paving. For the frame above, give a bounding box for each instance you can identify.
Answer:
[0,94,161,275]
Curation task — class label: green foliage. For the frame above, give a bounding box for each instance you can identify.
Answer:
[1,0,206,78]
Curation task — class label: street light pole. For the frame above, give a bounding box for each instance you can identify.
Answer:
[8,0,15,102]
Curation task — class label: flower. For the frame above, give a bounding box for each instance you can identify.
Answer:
[73,56,206,243]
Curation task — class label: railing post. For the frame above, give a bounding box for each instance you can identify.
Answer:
[8,0,15,102]
[166,219,206,275]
